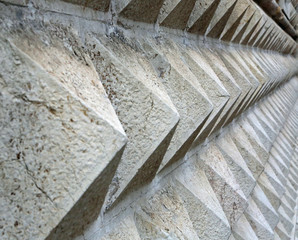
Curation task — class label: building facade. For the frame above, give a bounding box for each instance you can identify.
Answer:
[0,0,298,239]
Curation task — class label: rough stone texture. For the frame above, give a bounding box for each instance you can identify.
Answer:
[174,164,231,239]
[137,37,213,170]
[198,142,248,226]
[0,35,127,239]
[62,0,110,11]
[84,33,179,206]
[0,0,298,239]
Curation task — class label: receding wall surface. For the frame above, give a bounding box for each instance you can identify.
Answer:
[0,0,297,239]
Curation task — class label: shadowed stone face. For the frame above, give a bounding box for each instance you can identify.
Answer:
[62,0,110,11]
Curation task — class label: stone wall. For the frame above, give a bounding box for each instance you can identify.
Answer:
[0,0,297,239]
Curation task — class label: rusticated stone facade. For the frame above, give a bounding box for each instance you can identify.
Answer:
[0,0,297,239]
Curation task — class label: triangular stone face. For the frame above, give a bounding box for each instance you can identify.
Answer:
[216,133,256,198]
[160,0,197,29]
[245,199,275,240]
[232,11,256,43]
[241,17,263,44]
[101,215,141,240]
[207,0,238,39]
[198,142,248,226]
[135,184,199,239]
[233,214,258,240]
[174,163,231,240]
[221,6,249,42]
[188,0,221,34]
[118,0,165,23]
[85,35,180,206]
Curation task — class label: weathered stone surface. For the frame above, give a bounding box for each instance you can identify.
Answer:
[159,0,196,29]
[187,0,221,34]
[231,124,269,165]
[216,132,256,198]
[85,34,179,205]
[138,37,213,170]
[177,45,230,146]
[233,214,258,240]
[135,184,199,239]
[116,0,165,23]
[230,127,264,179]
[220,0,251,42]
[198,142,248,226]
[0,35,127,239]
[274,221,291,240]
[215,50,253,125]
[252,184,279,229]
[258,173,282,211]
[174,162,231,240]
[206,0,238,38]
[245,198,275,240]
[1,1,298,240]
[62,0,110,11]
[100,216,141,240]
[199,48,242,134]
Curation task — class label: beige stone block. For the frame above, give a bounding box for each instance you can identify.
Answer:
[274,222,291,240]
[187,0,221,34]
[254,107,281,136]
[231,124,269,165]
[116,0,164,23]
[269,157,287,187]
[239,118,269,153]
[271,147,290,171]
[246,111,273,148]
[245,199,275,240]
[135,184,199,239]
[240,12,263,45]
[258,173,281,211]
[283,190,296,209]
[62,0,110,11]
[233,214,258,240]
[259,103,284,129]
[278,206,294,235]
[252,184,279,230]
[286,179,297,199]
[85,34,179,205]
[230,1,256,39]
[247,19,268,46]
[220,0,252,42]
[216,132,256,198]
[174,44,230,145]
[100,216,141,240]
[232,52,269,108]
[215,50,253,124]
[158,0,197,29]
[264,165,286,197]
[198,142,248,226]
[253,22,273,47]
[138,37,214,170]
[253,108,278,138]
[206,0,238,38]
[230,128,264,179]
[175,162,231,240]
[198,48,242,134]
[0,35,127,239]
[280,197,295,220]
